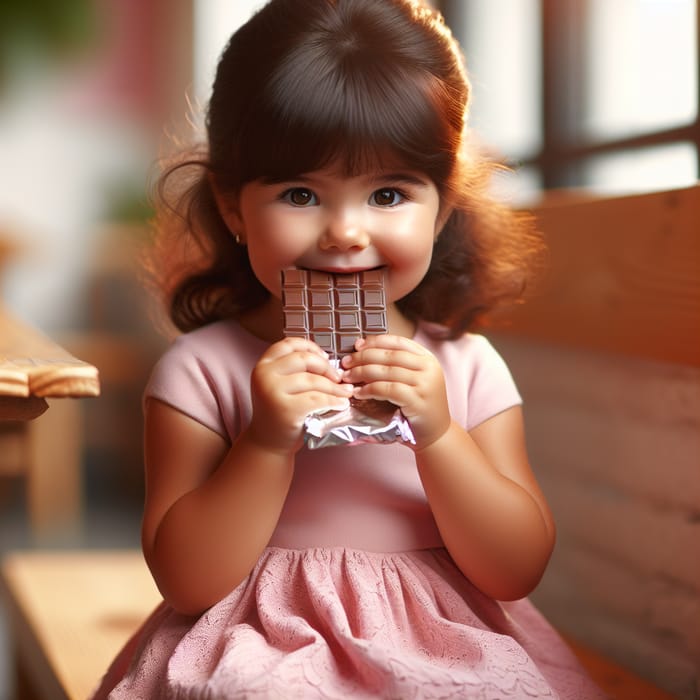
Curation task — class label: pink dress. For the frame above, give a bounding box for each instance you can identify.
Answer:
[92,320,605,699]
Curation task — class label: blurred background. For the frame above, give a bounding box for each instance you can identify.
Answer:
[0,1,698,698]
[1,0,697,331]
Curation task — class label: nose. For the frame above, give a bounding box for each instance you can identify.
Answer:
[319,214,370,252]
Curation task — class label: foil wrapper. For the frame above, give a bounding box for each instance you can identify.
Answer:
[304,398,415,450]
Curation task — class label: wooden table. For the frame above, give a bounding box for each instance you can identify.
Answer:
[0,304,100,536]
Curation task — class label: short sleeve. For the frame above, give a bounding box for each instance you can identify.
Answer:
[144,336,228,438]
[465,335,522,430]
[142,320,265,442]
[416,325,521,432]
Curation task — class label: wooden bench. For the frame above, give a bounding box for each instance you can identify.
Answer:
[491,184,700,367]
[0,550,676,700]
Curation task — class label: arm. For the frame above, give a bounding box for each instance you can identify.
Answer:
[342,335,555,601]
[415,409,555,600]
[142,337,353,615]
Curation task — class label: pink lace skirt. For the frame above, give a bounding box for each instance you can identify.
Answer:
[92,547,605,699]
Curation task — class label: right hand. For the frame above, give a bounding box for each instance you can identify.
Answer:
[247,337,353,454]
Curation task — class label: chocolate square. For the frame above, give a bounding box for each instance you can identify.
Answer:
[281,268,388,359]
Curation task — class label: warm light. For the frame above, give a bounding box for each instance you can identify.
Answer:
[192,0,265,117]
[584,0,697,139]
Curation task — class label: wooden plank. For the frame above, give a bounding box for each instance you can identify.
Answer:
[0,305,100,400]
[0,550,676,700]
[491,185,700,367]
[564,636,676,700]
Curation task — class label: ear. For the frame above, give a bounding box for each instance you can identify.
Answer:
[210,175,245,241]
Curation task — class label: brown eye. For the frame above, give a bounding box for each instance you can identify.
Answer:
[285,188,316,206]
[371,188,402,206]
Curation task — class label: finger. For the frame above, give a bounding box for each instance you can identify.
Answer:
[342,347,425,372]
[342,362,419,388]
[352,380,414,408]
[261,336,330,363]
[262,348,342,383]
[341,348,428,390]
[354,334,431,355]
[283,372,354,398]
[296,391,351,415]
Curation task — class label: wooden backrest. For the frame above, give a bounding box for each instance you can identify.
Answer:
[490,184,700,367]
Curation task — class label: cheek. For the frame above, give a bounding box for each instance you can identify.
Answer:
[245,229,310,297]
[248,211,311,257]
[385,215,437,295]
[386,240,434,300]
[390,214,437,263]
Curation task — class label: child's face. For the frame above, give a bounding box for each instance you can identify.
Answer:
[223,158,445,309]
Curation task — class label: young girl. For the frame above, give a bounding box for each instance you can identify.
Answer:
[94,1,605,697]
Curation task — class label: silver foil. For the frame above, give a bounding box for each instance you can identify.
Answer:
[304,398,415,450]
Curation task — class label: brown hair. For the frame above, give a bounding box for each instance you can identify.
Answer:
[149,0,542,338]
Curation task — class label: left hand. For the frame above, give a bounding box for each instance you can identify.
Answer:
[340,334,451,450]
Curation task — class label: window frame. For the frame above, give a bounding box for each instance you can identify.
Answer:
[440,0,700,191]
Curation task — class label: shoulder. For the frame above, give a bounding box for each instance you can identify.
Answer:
[169,318,263,353]
[144,319,267,439]
[158,319,267,370]
[416,323,506,372]
[416,323,521,430]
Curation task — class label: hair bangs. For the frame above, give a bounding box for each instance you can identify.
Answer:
[234,44,458,187]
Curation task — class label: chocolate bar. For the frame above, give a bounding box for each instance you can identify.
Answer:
[280,267,414,449]
[281,268,387,359]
